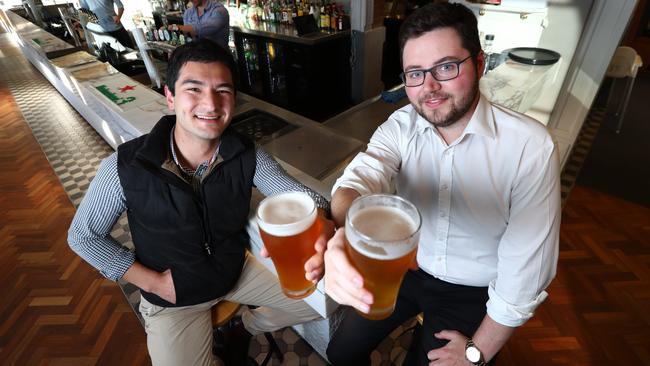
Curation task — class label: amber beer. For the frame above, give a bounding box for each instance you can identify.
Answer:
[257,192,321,299]
[345,195,421,320]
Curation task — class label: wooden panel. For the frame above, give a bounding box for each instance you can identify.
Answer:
[0,57,149,365]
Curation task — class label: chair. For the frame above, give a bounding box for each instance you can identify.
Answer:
[211,301,284,366]
[604,46,643,133]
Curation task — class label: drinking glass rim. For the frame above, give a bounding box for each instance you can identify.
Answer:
[256,191,317,235]
[346,193,422,244]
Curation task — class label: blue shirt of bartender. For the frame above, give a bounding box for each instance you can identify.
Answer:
[79,0,124,32]
[183,0,229,49]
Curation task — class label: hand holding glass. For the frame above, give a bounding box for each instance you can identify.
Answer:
[257,192,321,299]
[345,194,421,320]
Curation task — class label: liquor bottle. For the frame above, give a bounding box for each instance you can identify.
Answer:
[320,2,328,30]
[296,1,303,17]
[284,2,291,24]
[329,3,337,31]
[313,1,320,24]
[279,2,286,24]
[483,34,495,74]
[255,1,264,22]
[263,1,270,22]
[274,1,281,24]
[179,32,186,45]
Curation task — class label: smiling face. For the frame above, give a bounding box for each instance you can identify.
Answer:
[165,61,235,145]
[402,27,483,128]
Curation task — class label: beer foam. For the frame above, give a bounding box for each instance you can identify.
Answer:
[346,206,418,260]
[257,192,317,237]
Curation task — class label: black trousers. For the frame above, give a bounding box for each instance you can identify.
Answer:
[327,269,490,366]
[107,26,134,49]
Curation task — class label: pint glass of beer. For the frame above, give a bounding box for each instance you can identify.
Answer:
[345,194,421,320]
[257,192,321,299]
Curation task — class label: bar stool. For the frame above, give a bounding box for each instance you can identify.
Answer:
[604,46,643,133]
[211,300,284,366]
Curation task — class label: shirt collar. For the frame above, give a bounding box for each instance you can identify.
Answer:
[413,93,496,140]
[169,125,220,177]
[463,94,496,140]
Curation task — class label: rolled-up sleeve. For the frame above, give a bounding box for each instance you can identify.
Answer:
[67,153,135,281]
[332,118,402,197]
[486,136,561,327]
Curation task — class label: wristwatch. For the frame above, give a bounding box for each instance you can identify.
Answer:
[465,338,486,366]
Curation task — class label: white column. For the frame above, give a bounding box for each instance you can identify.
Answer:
[350,0,385,103]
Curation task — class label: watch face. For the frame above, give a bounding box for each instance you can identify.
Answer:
[466,346,481,363]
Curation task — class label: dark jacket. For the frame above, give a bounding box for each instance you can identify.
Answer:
[117,115,256,307]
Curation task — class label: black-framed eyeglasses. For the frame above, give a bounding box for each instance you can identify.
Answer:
[400,55,472,87]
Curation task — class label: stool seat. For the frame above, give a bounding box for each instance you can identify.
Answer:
[604,46,643,133]
[210,301,284,366]
[211,300,241,328]
[606,46,641,79]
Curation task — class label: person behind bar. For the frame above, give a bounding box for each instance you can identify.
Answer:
[323,3,560,366]
[78,0,134,49]
[163,0,229,50]
[68,39,334,366]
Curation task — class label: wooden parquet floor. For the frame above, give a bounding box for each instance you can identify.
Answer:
[498,187,650,366]
[0,72,149,365]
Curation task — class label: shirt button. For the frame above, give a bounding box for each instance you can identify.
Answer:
[440,211,447,218]
[441,184,448,190]
[437,257,442,262]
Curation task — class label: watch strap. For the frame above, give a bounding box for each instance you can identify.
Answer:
[465,338,487,366]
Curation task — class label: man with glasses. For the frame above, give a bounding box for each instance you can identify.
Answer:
[323,3,560,366]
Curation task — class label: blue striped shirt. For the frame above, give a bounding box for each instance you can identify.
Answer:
[68,147,329,281]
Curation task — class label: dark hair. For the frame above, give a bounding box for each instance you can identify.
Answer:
[398,3,481,66]
[166,39,238,95]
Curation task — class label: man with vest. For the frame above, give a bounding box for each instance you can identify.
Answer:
[68,39,332,366]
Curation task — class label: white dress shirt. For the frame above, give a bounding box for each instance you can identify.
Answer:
[332,94,560,327]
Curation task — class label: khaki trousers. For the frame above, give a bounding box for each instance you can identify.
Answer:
[139,252,321,366]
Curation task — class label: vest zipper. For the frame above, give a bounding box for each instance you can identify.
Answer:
[199,182,213,257]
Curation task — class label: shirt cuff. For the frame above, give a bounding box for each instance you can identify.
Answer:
[100,248,136,281]
[486,279,548,327]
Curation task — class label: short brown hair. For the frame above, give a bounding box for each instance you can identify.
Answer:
[399,3,481,66]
